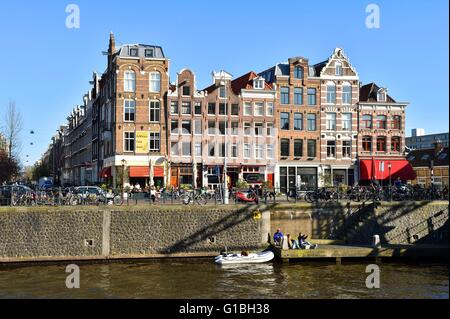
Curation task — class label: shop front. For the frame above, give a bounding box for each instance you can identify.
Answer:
[322,167,355,187]
[128,166,165,189]
[278,166,318,193]
[171,163,203,188]
[358,157,416,186]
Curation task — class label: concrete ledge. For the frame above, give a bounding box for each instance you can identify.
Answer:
[273,244,449,260]
[0,252,222,264]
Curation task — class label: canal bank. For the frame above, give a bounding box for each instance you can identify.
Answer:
[0,201,448,264]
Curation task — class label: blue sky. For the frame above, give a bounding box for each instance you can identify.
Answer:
[0,0,448,166]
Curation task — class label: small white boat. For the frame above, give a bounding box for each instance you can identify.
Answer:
[214,250,275,265]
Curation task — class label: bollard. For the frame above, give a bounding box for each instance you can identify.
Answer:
[372,235,381,248]
[282,236,290,250]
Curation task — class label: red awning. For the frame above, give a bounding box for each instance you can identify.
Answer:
[359,159,416,181]
[129,167,150,178]
[359,159,373,181]
[99,167,112,178]
[154,167,165,178]
[129,166,165,178]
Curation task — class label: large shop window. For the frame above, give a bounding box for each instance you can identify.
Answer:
[279,167,318,193]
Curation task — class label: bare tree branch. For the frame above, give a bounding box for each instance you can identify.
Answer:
[4,100,23,160]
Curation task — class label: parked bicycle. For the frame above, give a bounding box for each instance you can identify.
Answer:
[180,189,209,205]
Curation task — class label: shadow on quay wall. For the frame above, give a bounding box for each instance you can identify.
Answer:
[164,203,276,254]
[314,200,448,245]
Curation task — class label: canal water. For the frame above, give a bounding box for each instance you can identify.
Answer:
[0,259,448,299]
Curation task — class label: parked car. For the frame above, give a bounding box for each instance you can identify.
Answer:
[74,186,106,199]
[0,185,36,206]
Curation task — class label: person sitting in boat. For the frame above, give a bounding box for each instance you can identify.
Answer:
[241,251,249,257]
[298,233,318,249]
[273,228,284,247]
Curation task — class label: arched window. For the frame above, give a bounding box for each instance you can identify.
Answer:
[124,71,136,92]
[149,72,161,93]
[294,66,304,79]
[327,82,336,104]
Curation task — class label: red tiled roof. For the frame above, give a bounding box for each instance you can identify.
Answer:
[202,71,273,95]
[230,71,273,95]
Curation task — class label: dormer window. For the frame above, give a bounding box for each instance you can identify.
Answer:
[377,89,387,102]
[182,86,191,96]
[254,78,264,90]
[130,48,139,57]
[335,62,343,76]
[219,85,226,98]
[145,49,154,58]
[294,66,304,79]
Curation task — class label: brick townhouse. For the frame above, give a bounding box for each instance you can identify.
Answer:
[315,48,359,187]
[96,33,170,189]
[42,33,415,191]
[259,57,321,192]
[357,82,414,185]
[167,70,277,189]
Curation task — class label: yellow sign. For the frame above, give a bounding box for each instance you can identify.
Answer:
[253,210,262,220]
[136,131,149,153]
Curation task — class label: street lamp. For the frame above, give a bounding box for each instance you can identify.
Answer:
[388,162,392,201]
[121,159,127,196]
[221,78,229,205]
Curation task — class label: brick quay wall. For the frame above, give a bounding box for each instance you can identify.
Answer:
[0,201,447,263]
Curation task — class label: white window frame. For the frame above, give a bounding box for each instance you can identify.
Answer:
[124,71,136,92]
[149,100,160,123]
[181,142,192,157]
[181,101,191,115]
[267,144,274,159]
[255,123,264,136]
[181,120,192,135]
[266,102,274,116]
[194,142,202,157]
[255,144,263,159]
[243,143,251,159]
[335,62,343,76]
[327,83,336,104]
[149,132,160,152]
[244,122,251,136]
[244,102,252,116]
[253,79,264,89]
[342,113,352,131]
[171,141,179,156]
[342,84,352,105]
[149,72,161,93]
[326,113,337,131]
[231,144,238,158]
[124,99,136,122]
[254,102,264,117]
[170,101,179,115]
[194,119,202,135]
[267,123,274,136]
[342,140,352,158]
